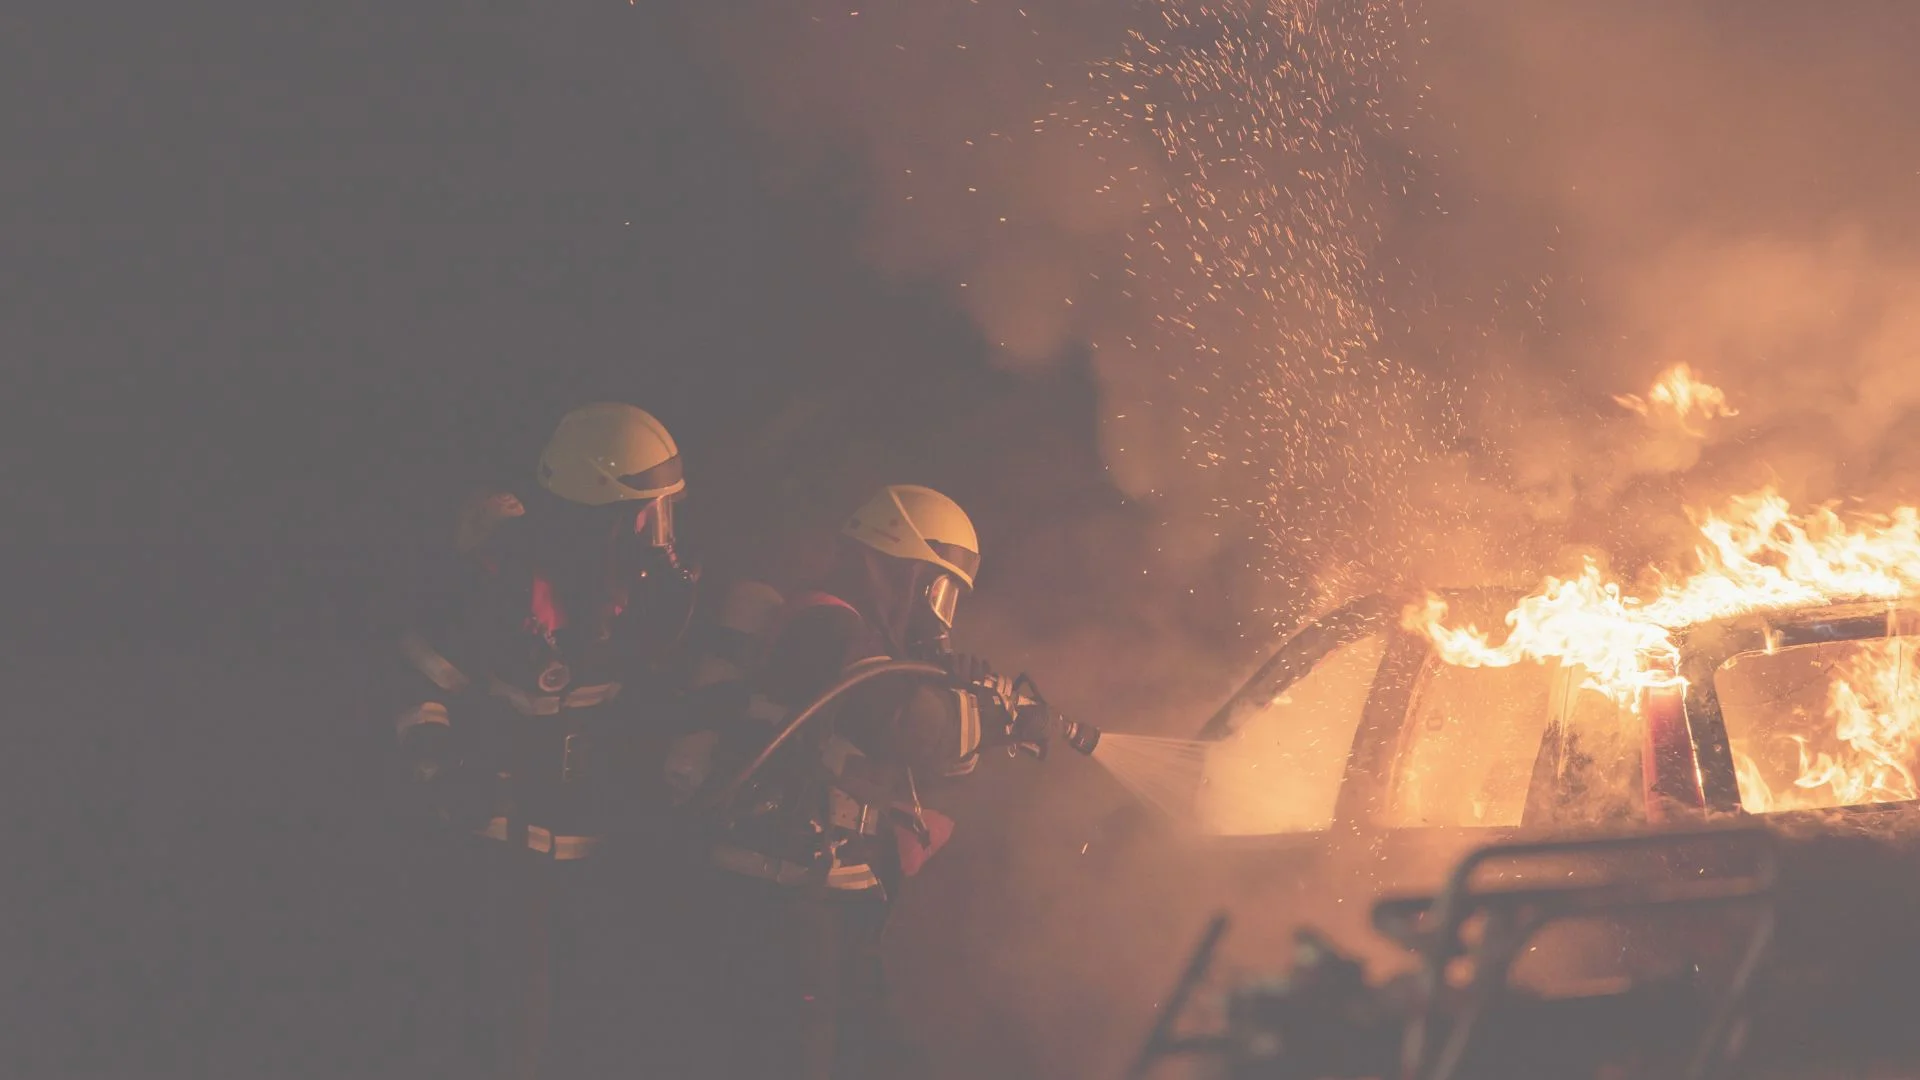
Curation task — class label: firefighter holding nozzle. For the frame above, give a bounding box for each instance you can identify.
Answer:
[654,483,1093,1079]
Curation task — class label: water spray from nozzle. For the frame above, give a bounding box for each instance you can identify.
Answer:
[1083,731,1215,822]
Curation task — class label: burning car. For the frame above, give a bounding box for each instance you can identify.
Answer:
[1192,590,1920,843]
[1113,491,1920,1079]
[1113,590,1920,1080]
[1183,489,1920,844]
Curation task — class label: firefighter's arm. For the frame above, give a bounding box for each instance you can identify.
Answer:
[682,579,785,697]
[659,579,807,805]
[879,681,999,780]
[394,630,464,760]
[384,490,517,825]
[392,492,499,763]
[385,630,486,828]
[757,603,872,709]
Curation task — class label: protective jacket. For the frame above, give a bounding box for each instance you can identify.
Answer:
[700,586,986,900]
[389,490,696,860]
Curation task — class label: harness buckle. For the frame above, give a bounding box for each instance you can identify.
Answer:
[562,733,588,783]
[826,785,881,835]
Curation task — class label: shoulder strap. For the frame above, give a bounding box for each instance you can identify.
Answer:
[787,590,861,615]
[761,591,862,657]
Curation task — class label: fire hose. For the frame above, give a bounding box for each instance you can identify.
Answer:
[698,659,1101,814]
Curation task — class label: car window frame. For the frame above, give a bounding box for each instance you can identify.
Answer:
[1196,593,1402,744]
[1680,601,1920,815]
[1196,587,1619,841]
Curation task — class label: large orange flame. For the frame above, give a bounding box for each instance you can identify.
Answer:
[1736,640,1920,812]
[1406,491,1920,808]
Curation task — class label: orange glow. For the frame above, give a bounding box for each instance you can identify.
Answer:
[1401,560,1678,706]
[1613,362,1739,434]
[1407,491,1920,712]
[1729,639,1920,812]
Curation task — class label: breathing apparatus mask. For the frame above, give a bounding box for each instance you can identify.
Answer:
[531,491,696,653]
[630,492,692,583]
[903,567,1102,760]
[903,569,967,662]
[541,491,693,591]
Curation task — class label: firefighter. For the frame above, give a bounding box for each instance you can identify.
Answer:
[387,402,701,1080]
[660,483,1050,1080]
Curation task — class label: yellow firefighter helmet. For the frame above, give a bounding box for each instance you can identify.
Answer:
[842,484,982,590]
[536,402,686,506]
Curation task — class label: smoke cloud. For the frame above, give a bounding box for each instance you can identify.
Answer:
[691,0,1920,594]
[1398,0,1920,573]
[679,0,1920,1073]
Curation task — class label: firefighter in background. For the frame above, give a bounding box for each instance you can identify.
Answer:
[661,483,1055,1080]
[388,402,700,1080]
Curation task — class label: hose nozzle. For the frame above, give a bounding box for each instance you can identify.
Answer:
[1062,718,1102,756]
[977,670,1101,759]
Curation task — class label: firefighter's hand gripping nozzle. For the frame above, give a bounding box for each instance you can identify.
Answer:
[965,670,1101,760]
[699,660,1101,815]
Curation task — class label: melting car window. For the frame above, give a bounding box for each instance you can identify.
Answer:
[1196,632,1388,835]
[1382,657,1557,828]
[1716,636,1920,813]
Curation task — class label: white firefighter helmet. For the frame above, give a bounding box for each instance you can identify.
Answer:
[842,484,982,591]
[536,402,686,507]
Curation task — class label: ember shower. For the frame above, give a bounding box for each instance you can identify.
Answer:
[692,0,1920,622]
[691,0,1478,627]
[1074,0,1451,601]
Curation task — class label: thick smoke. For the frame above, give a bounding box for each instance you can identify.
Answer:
[685,0,1445,614]
[678,0,1920,1074]
[1401,0,1920,579]
[691,0,1920,596]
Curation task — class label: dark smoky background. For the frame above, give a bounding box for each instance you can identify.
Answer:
[9,0,1920,1077]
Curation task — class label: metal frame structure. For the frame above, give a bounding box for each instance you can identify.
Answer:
[1130,827,1783,1080]
[1122,597,1920,1079]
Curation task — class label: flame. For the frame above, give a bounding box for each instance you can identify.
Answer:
[1735,640,1920,813]
[1613,362,1739,433]
[1406,490,1920,706]
[1409,490,1920,810]
[1403,561,1677,702]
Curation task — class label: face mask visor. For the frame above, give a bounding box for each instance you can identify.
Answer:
[632,495,676,550]
[925,572,963,629]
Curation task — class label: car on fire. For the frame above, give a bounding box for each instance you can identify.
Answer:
[1189,588,1920,842]
[1108,590,1920,1080]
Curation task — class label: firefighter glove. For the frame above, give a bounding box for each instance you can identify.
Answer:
[395,726,484,829]
[1010,700,1055,759]
[941,651,995,688]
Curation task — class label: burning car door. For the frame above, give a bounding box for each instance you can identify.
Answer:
[1191,594,1400,837]
[1325,591,1617,837]
[1192,591,1578,837]
[1680,601,1920,818]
